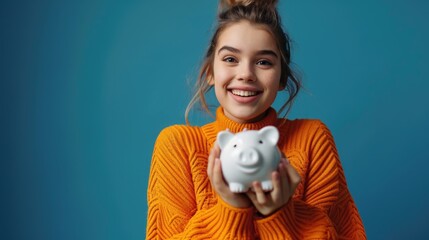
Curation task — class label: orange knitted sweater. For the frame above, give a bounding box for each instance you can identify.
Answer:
[146,107,366,239]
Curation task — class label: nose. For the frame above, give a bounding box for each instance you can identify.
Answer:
[238,148,261,167]
[237,62,256,82]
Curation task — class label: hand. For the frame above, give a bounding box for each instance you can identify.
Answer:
[246,158,301,216]
[207,144,252,208]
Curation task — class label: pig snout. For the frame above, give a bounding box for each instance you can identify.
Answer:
[237,148,261,167]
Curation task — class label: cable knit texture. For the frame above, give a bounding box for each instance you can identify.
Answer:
[146,107,366,239]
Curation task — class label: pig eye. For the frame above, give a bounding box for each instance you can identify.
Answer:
[259,140,263,144]
[233,144,237,148]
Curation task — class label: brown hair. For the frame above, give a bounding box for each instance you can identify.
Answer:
[185,0,301,124]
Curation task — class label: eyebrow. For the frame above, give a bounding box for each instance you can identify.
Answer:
[217,45,278,58]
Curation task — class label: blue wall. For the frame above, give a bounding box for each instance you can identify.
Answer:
[1,1,428,239]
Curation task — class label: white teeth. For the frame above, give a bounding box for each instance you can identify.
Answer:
[231,89,258,97]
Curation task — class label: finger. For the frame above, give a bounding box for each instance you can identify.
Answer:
[212,158,227,190]
[285,162,301,185]
[209,144,221,177]
[207,148,215,179]
[271,170,282,198]
[253,181,268,205]
[278,160,292,200]
[279,159,289,187]
[246,190,257,203]
[213,143,221,158]
[284,162,301,193]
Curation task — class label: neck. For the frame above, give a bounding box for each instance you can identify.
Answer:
[215,107,279,133]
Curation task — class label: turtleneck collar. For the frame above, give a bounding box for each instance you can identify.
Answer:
[215,107,279,133]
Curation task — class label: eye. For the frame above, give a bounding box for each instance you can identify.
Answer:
[256,59,273,66]
[223,57,237,63]
[259,140,263,144]
[233,144,237,148]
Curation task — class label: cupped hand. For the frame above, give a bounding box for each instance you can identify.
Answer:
[246,158,301,216]
[207,144,252,208]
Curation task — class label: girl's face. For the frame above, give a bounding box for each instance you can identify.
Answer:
[210,20,282,123]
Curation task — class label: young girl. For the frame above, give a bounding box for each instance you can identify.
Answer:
[146,0,366,239]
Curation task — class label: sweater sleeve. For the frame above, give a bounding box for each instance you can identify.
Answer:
[146,126,255,240]
[254,121,366,239]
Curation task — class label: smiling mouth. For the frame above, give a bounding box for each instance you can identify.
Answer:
[231,89,260,97]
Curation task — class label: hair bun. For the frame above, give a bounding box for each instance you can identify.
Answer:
[220,0,278,10]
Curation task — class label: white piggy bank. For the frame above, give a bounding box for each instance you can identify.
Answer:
[217,126,281,193]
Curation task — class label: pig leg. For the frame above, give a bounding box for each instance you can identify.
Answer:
[261,180,274,191]
[229,182,247,193]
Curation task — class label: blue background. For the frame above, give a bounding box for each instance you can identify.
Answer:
[1,0,428,239]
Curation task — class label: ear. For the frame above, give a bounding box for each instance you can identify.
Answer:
[206,69,215,86]
[207,75,214,86]
[258,126,279,145]
[217,130,234,149]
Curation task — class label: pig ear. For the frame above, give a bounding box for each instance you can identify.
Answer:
[258,126,279,145]
[217,130,234,149]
